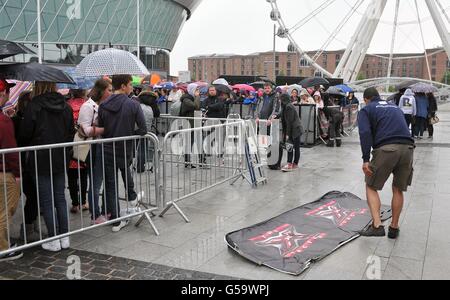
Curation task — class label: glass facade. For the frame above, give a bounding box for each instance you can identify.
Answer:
[0,0,200,74]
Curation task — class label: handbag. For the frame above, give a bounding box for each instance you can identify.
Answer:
[72,107,96,162]
[73,125,93,163]
[430,115,440,125]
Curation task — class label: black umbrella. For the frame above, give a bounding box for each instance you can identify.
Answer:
[0,63,75,84]
[249,81,269,90]
[327,86,346,97]
[395,80,419,91]
[299,77,330,88]
[0,40,36,60]
[213,84,232,94]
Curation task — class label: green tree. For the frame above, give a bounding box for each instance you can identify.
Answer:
[356,73,366,81]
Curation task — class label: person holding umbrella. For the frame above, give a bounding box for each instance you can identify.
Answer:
[427,93,438,139]
[19,81,75,252]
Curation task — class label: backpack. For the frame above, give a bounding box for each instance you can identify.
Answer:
[169,100,182,117]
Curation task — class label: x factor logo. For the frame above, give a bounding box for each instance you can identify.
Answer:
[306,200,368,227]
[249,224,326,258]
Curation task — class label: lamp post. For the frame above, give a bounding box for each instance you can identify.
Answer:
[273,24,276,83]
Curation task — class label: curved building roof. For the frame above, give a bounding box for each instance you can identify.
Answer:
[0,0,203,51]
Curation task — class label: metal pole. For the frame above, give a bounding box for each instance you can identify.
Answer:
[387,0,400,92]
[137,0,140,60]
[37,0,42,64]
[273,24,276,82]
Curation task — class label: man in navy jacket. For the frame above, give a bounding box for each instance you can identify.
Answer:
[358,88,415,239]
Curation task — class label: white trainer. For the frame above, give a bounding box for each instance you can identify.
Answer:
[60,237,70,250]
[112,220,130,233]
[42,240,61,252]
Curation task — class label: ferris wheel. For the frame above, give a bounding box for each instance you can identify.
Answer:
[266,0,450,88]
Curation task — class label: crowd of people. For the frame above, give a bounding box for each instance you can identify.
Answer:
[1,72,441,261]
[397,89,438,139]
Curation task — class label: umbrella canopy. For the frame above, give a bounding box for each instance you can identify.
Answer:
[0,40,35,60]
[75,48,150,77]
[214,84,232,94]
[410,82,439,94]
[161,82,176,90]
[250,81,269,90]
[395,80,419,91]
[327,86,346,97]
[232,84,256,93]
[213,78,229,86]
[299,77,330,88]
[335,84,353,93]
[0,63,75,84]
[193,81,208,87]
[57,67,99,90]
[3,80,32,110]
[141,74,163,85]
[287,84,302,96]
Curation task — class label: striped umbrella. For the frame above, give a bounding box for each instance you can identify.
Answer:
[3,80,32,110]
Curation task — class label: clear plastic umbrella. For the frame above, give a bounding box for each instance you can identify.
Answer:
[75,48,150,77]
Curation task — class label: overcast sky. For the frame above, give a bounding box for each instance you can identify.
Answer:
[170,0,449,75]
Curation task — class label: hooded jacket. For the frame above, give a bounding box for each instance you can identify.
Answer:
[98,94,147,167]
[415,94,429,119]
[139,92,160,118]
[19,92,74,175]
[280,94,303,141]
[398,89,416,116]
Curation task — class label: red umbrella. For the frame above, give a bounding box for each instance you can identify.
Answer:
[232,84,256,93]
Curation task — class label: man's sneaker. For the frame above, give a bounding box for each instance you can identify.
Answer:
[336,139,342,148]
[0,244,23,262]
[359,225,386,237]
[327,140,335,147]
[42,240,61,252]
[292,164,299,170]
[60,237,70,250]
[388,226,400,239]
[112,220,130,233]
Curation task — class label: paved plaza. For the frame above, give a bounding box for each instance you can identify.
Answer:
[1,102,450,280]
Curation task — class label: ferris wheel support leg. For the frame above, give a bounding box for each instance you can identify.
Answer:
[335,0,387,82]
[425,0,450,60]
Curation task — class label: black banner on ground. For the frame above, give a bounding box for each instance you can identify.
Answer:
[225,191,392,276]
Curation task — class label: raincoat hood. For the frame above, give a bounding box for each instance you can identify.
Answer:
[101,94,128,113]
[404,89,415,97]
[33,92,67,113]
[187,83,199,98]
[280,94,291,107]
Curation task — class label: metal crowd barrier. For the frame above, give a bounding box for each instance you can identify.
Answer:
[158,119,254,223]
[0,134,160,257]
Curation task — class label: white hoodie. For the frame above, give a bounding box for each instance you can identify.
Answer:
[399,89,416,116]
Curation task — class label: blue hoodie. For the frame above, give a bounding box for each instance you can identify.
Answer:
[98,94,147,166]
[358,97,414,163]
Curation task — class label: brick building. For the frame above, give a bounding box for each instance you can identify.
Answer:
[188,48,450,83]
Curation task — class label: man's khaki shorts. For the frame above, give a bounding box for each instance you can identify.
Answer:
[366,144,415,192]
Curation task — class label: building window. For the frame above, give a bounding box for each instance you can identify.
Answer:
[432,68,436,75]
[287,61,291,68]
[300,58,309,67]
[287,70,291,76]
[275,62,279,68]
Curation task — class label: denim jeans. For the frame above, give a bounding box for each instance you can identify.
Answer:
[104,159,137,220]
[88,145,104,220]
[287,136,301,165]
[34,173,68,238]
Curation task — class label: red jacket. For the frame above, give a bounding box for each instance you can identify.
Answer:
[0,112,20,177]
